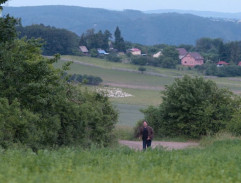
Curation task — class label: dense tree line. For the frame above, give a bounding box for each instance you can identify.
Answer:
[79,29,112,50]
[67,74,103,85]
[17,24,80,56]
[0,6,118,150]
[195,64,241,77]
[183,38,241,64]
[130,46,179,68]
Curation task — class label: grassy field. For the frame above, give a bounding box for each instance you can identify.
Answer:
[1,139,241,183]
[113,103,145,126]
[55,60,175,87]
[59,56,241,93]
[55,56,241,128]
[84,86,162,106]
[63,55,198,77]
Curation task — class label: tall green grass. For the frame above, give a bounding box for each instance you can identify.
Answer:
[1,139,241,183]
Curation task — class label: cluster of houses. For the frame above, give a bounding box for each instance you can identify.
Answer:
[79,46,241,67]
[79,46,109,55]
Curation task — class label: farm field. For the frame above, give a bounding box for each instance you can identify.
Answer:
[60,56,241,93]
[1,139,241,183]
[55,56,241,127]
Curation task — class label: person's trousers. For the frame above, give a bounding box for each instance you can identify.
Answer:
[143,139,152,150]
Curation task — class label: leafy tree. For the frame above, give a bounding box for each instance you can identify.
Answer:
[0,4,118,149]
[138,66,146,74]
[68,74,103,85]
[0,15,20,43]
[159,46,179,68]
[105,53,121,62]
[160,57,177,68]
[131,56,148,66]
[90,48,98,57]
[140,75,240,138]
[0,0,7,10]
[227,108,241,136]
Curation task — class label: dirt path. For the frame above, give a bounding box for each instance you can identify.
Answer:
[119,140,199,150]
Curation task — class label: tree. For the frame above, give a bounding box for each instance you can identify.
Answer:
[0,0,7,10]
[114,26,126,52]
[0,4,118,149]
[159,46,179,68]
[227,108,241,136]
[138,66,146,74]
[90,48,98,57]
[0,15,20,43]
[140,75,240,138]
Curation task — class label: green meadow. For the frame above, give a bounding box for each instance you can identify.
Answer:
[55,56,241,128]
[1,139,241,183]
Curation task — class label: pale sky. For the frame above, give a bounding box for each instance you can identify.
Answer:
[3,0,241,13]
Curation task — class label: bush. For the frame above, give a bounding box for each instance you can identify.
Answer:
[227,108,241,136]
[140,75,241,138]
[195,64,241,77]
[90,48,98,57]
[138,66,146,74]
[131,56,148,65]
[68,74,103,85]
[105,53,121,62]
[0,98,42,149]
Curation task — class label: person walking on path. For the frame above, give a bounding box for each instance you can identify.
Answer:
[139,121,154,150]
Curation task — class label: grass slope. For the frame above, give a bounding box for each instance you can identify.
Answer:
[1,140,241,183]
[55,56,241,127]
[58,56,241,94]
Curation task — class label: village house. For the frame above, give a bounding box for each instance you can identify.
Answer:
[176,48,188,59]
[217,61,229,67]
[181,52,204,67]
[153,51,163,58]
[129,48,141,56]
[97,49,109,55]
[79,46,89,55]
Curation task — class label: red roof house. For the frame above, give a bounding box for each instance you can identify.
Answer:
[129,48,141,55]
[217,61,229,67]
[176,48,188,59]
[181,52,204,67]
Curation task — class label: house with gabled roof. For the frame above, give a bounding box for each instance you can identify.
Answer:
[217,61,229,67]
[153,51,163,58]
[129,48,141,56]
[97,49,109,55]
[79,46,89,55]
[177,48,188,59]
[181,52,204,67]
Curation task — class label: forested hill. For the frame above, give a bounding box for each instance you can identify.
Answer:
[145,9,241,20]
[3,6,241,45]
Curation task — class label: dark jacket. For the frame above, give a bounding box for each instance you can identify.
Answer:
[139,126,154,140]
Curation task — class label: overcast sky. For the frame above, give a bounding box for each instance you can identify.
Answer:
[3,0,241,13]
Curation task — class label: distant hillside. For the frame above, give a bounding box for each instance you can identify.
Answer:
[145,9,241,20]
[3,6,241,45]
